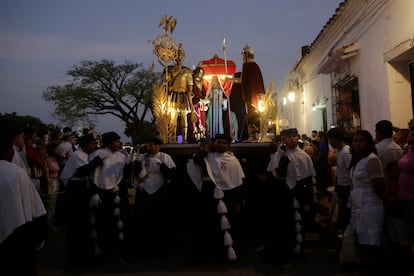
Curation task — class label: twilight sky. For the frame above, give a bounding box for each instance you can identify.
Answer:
[0,0,343,141]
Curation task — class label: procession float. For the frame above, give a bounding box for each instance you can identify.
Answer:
[148,15,279,262]
[149,15,278,156]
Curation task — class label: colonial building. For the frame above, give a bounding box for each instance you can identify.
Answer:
[278,0,414,135]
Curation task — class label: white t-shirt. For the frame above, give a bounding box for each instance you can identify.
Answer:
[336,145,352,187]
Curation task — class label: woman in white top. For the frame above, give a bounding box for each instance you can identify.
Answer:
[349,130,386,275]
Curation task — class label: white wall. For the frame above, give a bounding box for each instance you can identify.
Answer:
[286,0,414,136]
[357,0,414,133]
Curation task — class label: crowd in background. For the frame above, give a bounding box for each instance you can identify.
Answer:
[1,118,414,275]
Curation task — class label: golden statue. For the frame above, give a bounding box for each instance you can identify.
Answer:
[165,44,193,143]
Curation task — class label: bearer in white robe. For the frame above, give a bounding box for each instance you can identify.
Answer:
[189,133,245,263]
[0,132,47,275]
[59,133,103,268]
[262,128,315,262]
[134,136,176,259]
[88,131,129,257]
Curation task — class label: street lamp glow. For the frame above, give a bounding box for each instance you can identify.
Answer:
[283,97,287,106]
[257,93,265,113]
[288,92,296,103]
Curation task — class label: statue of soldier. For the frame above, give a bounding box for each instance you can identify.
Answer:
[165,44,193,143]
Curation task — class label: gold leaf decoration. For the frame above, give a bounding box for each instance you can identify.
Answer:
[152,82,171,144]
[259,81,276,142]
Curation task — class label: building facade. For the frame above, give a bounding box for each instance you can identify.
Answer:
[278,0,414,136]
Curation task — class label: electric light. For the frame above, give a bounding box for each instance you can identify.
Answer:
[288,92,296,103]
[257,94,265,113]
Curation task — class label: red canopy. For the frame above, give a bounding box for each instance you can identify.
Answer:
[199,54,236,75]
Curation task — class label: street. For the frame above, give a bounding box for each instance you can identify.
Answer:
[36,195,360,275]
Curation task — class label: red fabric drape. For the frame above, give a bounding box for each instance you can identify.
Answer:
[199,54,236,75]
[199,54,236,97]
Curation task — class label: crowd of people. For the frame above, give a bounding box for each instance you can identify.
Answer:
[317,120,413,275]
[1,118,414,275]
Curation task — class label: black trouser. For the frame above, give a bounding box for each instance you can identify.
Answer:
[134,184,172,258]
[262,178,295,260]
[66,180,94,266]
[93,186,130,255]
[0,218,47,276]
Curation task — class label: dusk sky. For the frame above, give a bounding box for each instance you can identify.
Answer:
[0,0,343,141]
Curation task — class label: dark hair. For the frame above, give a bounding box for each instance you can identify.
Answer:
[350,130,377,169]
[326,127,345,141]
[23,126,36,137]
[101,131,121,147]
[143,136,163,145]
[0,132,13,156]
[213,133,232,145]
[375,120,393,138]
[46,142,60,156]
[1,122,24,138]
[318,131,326,139]
[62,127,72,133]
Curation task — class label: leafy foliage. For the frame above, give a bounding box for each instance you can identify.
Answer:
[42,59,161,144]
[0,112,55,137]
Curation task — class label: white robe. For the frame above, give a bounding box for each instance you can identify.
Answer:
[0,160,46,244]
[89,148,128,190]
[59,148,89,186]
[267,146,315,190]
[205,151,245,191]
[140,152,176,194]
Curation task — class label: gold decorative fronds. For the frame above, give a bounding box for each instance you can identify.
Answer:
[152,82,170,144]
[266,81,274,95]
[259,81,277,142]
[262,81,276,114]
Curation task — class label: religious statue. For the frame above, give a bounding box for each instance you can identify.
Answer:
[164,44,194,143]
[232,45,266,141]
[187,66,209,142]
[206,76,231,138]
[241,45,265,114]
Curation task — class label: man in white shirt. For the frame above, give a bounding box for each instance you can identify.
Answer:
[2,123,30,175]
[57,132,75,165]
[375,120,404,174]
[327,127,352,234]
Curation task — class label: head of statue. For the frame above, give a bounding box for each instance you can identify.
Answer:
[176,43,185,65]
[193,66,204,82]
[242,44,255,62]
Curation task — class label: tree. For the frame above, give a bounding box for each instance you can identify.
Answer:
[42,59,160,144]
[0,112,55,136]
